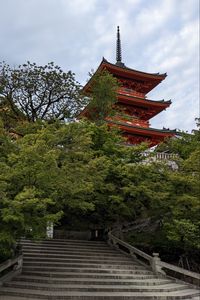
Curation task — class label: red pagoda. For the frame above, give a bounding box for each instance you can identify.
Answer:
[81,27,175,147]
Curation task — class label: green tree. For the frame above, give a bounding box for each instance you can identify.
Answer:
[0,61,85,122]
[162,142,200,252]
[157,129,200,160]
[126,129,200,269]
[0,96,26,133]
[0,119,147,260]
[1,114,198,270]
[84,70,119,123]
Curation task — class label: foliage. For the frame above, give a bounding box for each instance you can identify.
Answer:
[1,59,199,269]
[156,130,200,160]
[0,96,26,132]
[162,140,200,252]
[0,119,146,260]
[0,61,85,122]
[84,70,119,123]
[126,129,200,269]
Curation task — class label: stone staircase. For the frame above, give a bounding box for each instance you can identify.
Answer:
[0,239,199,299]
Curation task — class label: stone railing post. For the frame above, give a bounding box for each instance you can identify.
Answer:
[13,255,23,271]
[107,234,119,250]
[151,253,166,275]
[107,234,114,248]
[129,250,137,260]
[46,222,54,239]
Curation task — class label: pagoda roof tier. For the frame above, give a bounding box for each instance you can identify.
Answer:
[117,94,171,120]
[83,58,167,94]
[107,119,176,138]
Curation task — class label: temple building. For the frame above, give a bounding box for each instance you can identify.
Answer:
[81,26,176,147]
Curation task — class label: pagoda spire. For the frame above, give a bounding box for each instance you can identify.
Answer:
[116,26,125,67]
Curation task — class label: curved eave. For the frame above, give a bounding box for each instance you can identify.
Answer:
[117,94,171,120]
[83,58,167,94]
[117,93,171,108]
[107,120,176,137]
[102,58,167,80]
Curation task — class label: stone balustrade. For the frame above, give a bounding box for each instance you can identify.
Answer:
[0,254,23,286]
[108,230,200,285]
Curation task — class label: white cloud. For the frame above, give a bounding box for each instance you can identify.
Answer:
[0,0,199,131]
[62,0,97,14]
[134,0,175,36]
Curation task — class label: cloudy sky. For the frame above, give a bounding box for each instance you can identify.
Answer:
[0,0,199,132]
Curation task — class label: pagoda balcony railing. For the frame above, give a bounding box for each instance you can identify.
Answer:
[110,115,149,128]
[118,87,145,99]
[155,152,178,160]
[142,152,178,161]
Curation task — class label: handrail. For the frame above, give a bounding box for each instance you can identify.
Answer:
[108,231,151,262]
[108,230,200,282]
[0,254,23,274]
[158,260,200,280]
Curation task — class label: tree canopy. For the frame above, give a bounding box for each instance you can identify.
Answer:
[83,70,119,123]
[0,119,146,259]
[1,116,199,267]
[0,61,85,122]
[0,61,199,271]
[126,129,200,270]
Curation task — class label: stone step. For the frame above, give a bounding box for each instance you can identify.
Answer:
[183,298,200,300]
[21,242,110,250]
[23,254,132,262]
[22,252,126,259]
[0,287,199,299]
[3,281,191,292]
[23,257,135,265]
[23,260,144,268]
[20,238,107,245]
[21,238,105,242]
[22,266,153,274]
[14,275,172,285]
[1,239,199,300]
[23,261,147,272]
[22,249,120,257]
[22,246,119,255]
[22,246,114,255]
[22,270,156,279]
